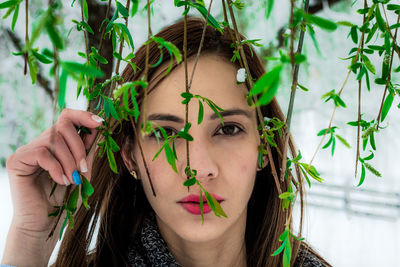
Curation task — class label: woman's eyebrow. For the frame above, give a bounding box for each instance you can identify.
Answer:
[209,108,252,120]
[147,113,184,123]
[147,108,252,123]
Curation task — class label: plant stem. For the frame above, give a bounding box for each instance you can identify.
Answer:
[90,0,112,91]
[24,0,29,75]
[280,0,309,183]
[188,0,214,90]
[355,0,367,179]
[142,0,152,132]
[80,0,90,65]
[183,6,190,179]
[129,115,156,196]
[114,0,131,76]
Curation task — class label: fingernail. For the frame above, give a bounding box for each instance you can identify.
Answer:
[80,158,88,173]
[92,114,104,123]
[62,175,70,186]
[72,170,81,185]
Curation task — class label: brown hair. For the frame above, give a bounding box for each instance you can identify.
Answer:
[53,17,328,267]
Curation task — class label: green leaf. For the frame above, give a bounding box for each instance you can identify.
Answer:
[164,144,178,173]
[27,52,38,84]
[197,100,204,124]
[335,134,351,148]
[337,21,354,27]
[82,0,89,20]
[192,3,222,33]
[387,4,400,11]
[32,50,53,64]
[375,5,387,32]
[0,0,19,9]
[46,22,64,50]
[117,1,129,17]
[366,23,378,43]
[271,241,286,256]
[204,190,227,218]
[381,92,394,122]
[58,68,68,109]
[302,12,337,31]
[81,21,94,34]
[364,162,382,177]
[66,186,79,212]
[49,182,57,197]
[11,2,19,31]
[59,216,68,240]
[108,136,120,152]
[116,23,134,49]
[357,164,366,186]
[250,64,282,106]
[283,238,292,267]
[131,0,139,17]
[264,0,274,19]
[81,175,94,196]
[178,131,193,141]
[62,61,105,77]
[183,177,196,186]
[361,54,376,74]
[350,25,358,44]
[106,146,118,173]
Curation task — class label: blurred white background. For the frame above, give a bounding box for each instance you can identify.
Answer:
[1,0,399,266]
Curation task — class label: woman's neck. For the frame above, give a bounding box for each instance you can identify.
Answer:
[156,214,247,267]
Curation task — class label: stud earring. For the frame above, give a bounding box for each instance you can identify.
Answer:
[130,170,138,180]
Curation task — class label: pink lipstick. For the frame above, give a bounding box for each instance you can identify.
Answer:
[178,194,224,215]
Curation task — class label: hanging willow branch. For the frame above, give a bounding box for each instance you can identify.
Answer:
[279,0,309,183]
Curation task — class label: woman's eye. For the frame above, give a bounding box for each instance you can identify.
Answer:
[149,127,177,140]
[215,124,243,136]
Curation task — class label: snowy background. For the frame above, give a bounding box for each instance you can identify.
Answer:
[1,0,399,266]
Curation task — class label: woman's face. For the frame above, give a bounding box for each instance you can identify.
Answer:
[125,53,262,243]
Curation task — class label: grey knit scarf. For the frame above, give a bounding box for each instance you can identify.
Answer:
[127,213,327,267]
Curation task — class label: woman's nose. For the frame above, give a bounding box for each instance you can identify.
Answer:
[180,137,219,182]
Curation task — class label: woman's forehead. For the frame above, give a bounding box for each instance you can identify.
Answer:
[145,54,251,113]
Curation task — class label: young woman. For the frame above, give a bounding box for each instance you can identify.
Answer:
[2,17,330,267]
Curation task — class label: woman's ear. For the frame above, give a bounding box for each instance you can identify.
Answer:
[121,145,137,172]
[257,154,269,171]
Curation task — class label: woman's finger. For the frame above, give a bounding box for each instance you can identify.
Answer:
[56,108,103,174]
[45,131,78,185]
[7,146,69,186]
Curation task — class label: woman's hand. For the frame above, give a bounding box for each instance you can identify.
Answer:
[2,108,103,266]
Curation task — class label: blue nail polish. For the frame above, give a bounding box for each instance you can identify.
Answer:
[72,170,81,185]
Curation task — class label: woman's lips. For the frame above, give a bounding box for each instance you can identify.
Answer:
[177,194,224,215]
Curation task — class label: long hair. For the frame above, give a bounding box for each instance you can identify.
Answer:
[54,17,326,267]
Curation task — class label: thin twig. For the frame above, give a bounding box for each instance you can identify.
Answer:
[129,116,156,196]
[90,0,112,91]
[355,0,367,178]
[80,0,90,65]
[142,0,152,131]
[183,7,190,178]
[279,0,309,182]
[187,0,214,90]
[24,0,29,75]
[114,0,131,75]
